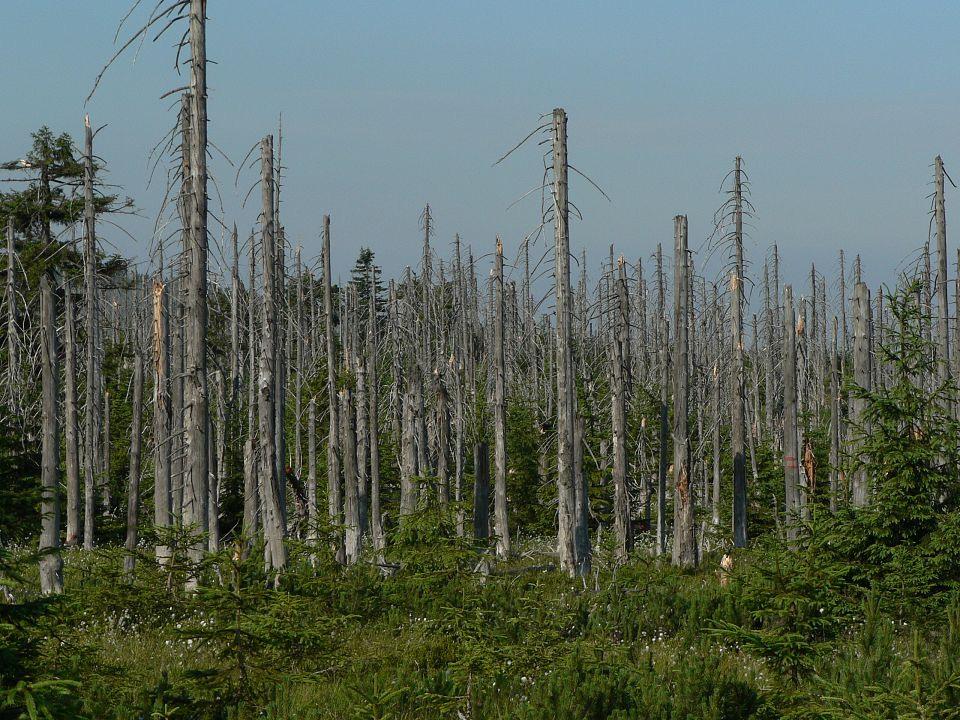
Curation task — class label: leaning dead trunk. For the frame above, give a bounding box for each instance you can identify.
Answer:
[39,273,63,594]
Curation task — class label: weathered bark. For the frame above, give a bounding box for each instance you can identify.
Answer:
[258,136,287,574]
[39,274,63,594]
[124,337,145,578]
[63,281,81,547]
[656,243,670,556]
[552,108,582,576]
[243,237,259,544]
[183,0,210,574]
[341,384,360,563]
[5,219,17,409]
[672,216,696,568]
[492,237,510,560]
[152,278,172,562]
[935,156,950,390]
[730,158,748,547]
[307,396,317,538]
[400,386,419,518]
[367,272,384,553]
[783,286,800,545]
[322,215,343,558]
[611,256,632,560]
[851,282,872,507]
[83,115,100,550]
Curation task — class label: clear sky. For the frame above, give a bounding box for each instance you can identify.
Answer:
[5,1,960,301]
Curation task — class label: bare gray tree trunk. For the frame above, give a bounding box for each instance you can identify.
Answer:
[307,396,317,539]
[64,281,81,547]
[783,285,800,545]
[258,136,287,574]
[851,281,872,507]
[730,158,748,547]
[182,0,210,577]
[611,256,632,560]
[672,216,696,568]
[656,251,669,555]
[552,108,582,576]
[492,237,510,560]
[829,316,840,512]
[322,215,342,558]
[243,238,259,544]
[230,224,240,399]
[124,332,145,578]
[83,116,100,550]
[341,383,360,563]
[367,272,384,554]
[152,277,172,563]
[935,156,950,391]
[39,273,63,594]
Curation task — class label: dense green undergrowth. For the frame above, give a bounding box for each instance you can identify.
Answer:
[2,510,960,720]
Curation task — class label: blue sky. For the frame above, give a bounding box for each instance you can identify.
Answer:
[4,1,960,301]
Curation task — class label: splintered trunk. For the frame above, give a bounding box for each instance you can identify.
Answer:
[39,274,63,594]
[671,216,696,568]
[552,108,583,576]
[473,441,490,542]
[183,0,210,572]
[851,282,872,507]
[83,116,100,550]
[258,136,287,574]
[64,282,81,547]
[492,237,510,559]
[152,278,172,563]
[783,286,800,545]
[611,257,632,560]
[322,215,342,556]
[124,340,145,578]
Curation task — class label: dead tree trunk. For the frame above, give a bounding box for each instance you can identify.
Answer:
[611,256,632,560]
[124,332,145,578]
[851,281,872,507]
[4,219,16,407]
[656,244,669,556]
[322,215,342,558]
[258,136,287,574]
[39,273,63,594]
[829,316,840,512]
[783,285,800,545]
[552,108,583,576]
[367,272,384,553]
[64,281,81,547]
[672,216,696,568]
[935,156,950,391]
[152,278,172,563]
[492,237,510,559]
[183,0,210,572]
[83,116,100,550]
[731,158,748,547]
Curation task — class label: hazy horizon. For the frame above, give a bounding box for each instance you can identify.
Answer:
[5,1,959,303]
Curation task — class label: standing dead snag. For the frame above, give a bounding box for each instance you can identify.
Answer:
[935,156,951,394]
[39,273,63,594]
[322,215,343,558]
[367,271,384,554]
[258,136,287,574]
[124,323,145,579]
[783,286,800,545]
[492,236,510,560]
[83,115,100,550]
[552,108,586,576]
[730,157,748,548]
[152,277,172,563]
[672,215,696,568]
[63,281,81,547]
[851,281,872,507]
[611,256,633,560]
